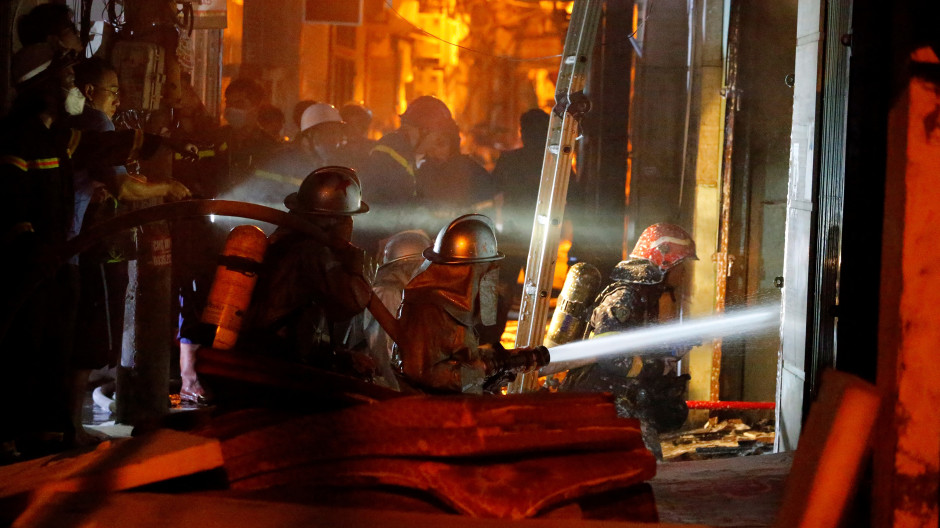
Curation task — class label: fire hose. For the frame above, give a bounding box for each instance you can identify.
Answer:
[0,200,400,344]
[2,199,550,386]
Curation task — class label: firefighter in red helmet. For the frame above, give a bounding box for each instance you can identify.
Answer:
[353,95,459,256]
[394,214,549,394]
[357,95,456,206]
[561,223,698,457]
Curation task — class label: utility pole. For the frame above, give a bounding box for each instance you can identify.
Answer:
[114,0,180,426]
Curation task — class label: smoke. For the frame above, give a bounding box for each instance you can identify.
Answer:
[546,304,781,367]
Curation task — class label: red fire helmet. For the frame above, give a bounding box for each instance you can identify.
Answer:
[400,95,454,132]
[629,223,698,271]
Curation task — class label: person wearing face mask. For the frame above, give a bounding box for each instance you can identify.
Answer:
[220,78,278,192]
[0,44,198,459]
[66,57,191,417]
[170,78,274,405]
[239,103,352,210]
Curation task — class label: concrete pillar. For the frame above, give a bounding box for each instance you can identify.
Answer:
[775,0,824,452]
[686,0,723,402]
[873,48,940,528]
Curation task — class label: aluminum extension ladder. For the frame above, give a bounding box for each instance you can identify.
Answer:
[509,0,604,393]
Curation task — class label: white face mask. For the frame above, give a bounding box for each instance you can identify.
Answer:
[64,86,86,116]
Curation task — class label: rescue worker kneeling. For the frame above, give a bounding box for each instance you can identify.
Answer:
[393,214,549,394]
[238,166,374,376]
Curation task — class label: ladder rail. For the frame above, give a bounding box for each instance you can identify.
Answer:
[510,0,604,392]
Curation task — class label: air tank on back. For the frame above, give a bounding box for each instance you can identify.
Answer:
[543,262,603,348]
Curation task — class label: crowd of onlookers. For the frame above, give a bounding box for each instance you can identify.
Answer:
[0,4,551,463]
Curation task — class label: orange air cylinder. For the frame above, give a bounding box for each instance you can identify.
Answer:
[200,225,269,349]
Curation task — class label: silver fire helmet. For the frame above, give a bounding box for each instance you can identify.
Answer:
[284,166,369,215]
[382,230,431,266]
[423,214,504,265]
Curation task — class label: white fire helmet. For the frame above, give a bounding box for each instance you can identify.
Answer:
[300,103,342,133]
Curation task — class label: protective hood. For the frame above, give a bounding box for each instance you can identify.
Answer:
[402,260,499,327]
[374,256,426,294]
[609,258,664,285]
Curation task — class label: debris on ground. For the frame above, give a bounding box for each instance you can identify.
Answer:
[659,419,775,461]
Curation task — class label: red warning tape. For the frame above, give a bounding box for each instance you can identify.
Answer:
[686,400,776,410]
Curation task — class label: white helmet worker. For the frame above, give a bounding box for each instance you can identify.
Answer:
[300,102,342,133]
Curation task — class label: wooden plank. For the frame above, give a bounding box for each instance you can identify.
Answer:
[774,370,880,528]
[0,430,222,498]
[14,491,712,528]
[39,429,223,494]
[1,430,223,525]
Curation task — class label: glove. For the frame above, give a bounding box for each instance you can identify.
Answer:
[484,345,551,376]
[480,346,550,394]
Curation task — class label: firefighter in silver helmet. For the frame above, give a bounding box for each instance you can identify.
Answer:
[363,230,430,361]
[394,214,549,394]
[240,166,373,375]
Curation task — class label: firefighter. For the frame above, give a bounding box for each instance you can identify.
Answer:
[354,95,457,257]
[363,229,431,384]
[358,95,456,206]
[562,223,698,457]
[257,104,286,144]
[394,214,549,394]
[338,103,376,164]
[239,166,374,375]
[415,123,495,214]
[297,103,353,169]
[241,103,349,210]
[0,43,197,456]
[221,78,277,193]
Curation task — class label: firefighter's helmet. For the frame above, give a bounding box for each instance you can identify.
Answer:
[629,223,698,271]
[340,104,373,129]
[300,103,342,133]
[400,95,454,132]
[382,230,431,266]
[12,43,78,87]
[284,166,369,215]
[424,214,504,265]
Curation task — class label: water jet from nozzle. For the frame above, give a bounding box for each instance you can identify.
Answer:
[546,304,781,368]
